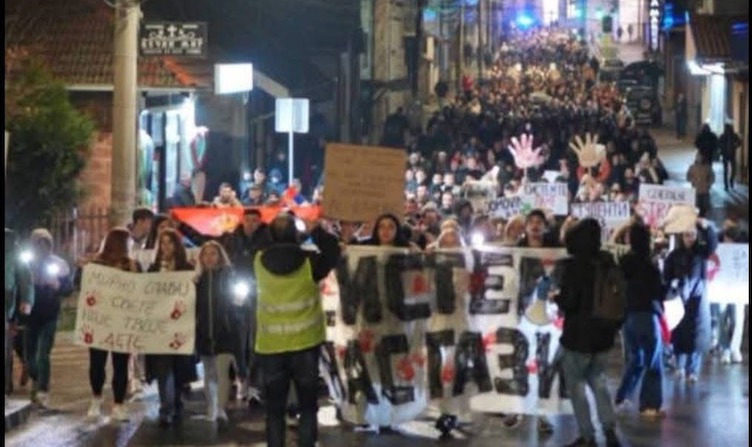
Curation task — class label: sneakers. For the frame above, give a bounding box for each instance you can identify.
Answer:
[731,351,743,364]
[217,409,228,422]
[674,370,685,380]
[111,405,129,422]
[564,437,596,447]
[721,350,732,364]
[614,399,632,414]
[687,374,699,384]
[87,397,103,420]
[32,391,50,407]
[537,416,554,435]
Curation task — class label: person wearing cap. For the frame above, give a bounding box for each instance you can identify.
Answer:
[5,229,34,402]
[253,213,340,447]
[25,228,72,407]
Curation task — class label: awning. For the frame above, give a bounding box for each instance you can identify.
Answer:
[686,13,748,75]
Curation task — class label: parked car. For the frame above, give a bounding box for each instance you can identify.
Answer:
[599,58,625,82]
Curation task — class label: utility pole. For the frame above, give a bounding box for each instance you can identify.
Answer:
[110,0,140,226]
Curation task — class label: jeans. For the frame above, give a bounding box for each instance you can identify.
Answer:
[562,348,616,440]
[202,354,234,415]
[722,157,736,190]
[26,319,58,393]
[713,303,745,353]
[676,352,702,376]
[616,312,664,410]
[89,348,129,404]
[258,346,321,447]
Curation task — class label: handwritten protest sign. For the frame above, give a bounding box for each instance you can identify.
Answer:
[637,184,695,228]
[707,244,749,305]
[488,196,525,219]
[520,183,569,215]
[322,144,406,223]
[571,202,631,241]
[74,264,196,354]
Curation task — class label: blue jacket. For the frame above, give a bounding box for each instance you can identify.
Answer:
[28,255,73,324]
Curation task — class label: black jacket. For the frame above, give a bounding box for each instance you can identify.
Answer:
[194,266,247,357]
[620,252,665,314]
[257,227,341,283]
[224,224,271,278]
[555,222,619,354]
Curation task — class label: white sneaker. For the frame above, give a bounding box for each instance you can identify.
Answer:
[87,398,103,420]
[674,370,685,380]
[217,409,228,422]
[731,351,743,363]
[34,391,50,407]
[615,399,632,414]
[111,404,129,422]
[687,374,699,384]
[721,350,732,364]
[238,382,249,401]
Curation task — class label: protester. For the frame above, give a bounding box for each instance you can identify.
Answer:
[145,229,197,427]
[213,183,242,208]
[686,153,715,218]
[25,229,72,407]
[5,229,34,402]
[555,218,621,447]
[253,213,340,447]
[718,124,741,192]
[86,228,140,422]
[694,124,719,164]
[614,223,666,417]
[663,218,718,383]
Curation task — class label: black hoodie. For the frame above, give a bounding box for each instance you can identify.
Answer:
[555,219,620,354]
[258,226,341,283]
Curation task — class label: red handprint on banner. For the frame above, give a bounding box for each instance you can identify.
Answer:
[85,292,98,307]
[170,300,187,320]
[396,356,416,381]
[169,333,187,350]
[526,359,539,375]
[81,324,94,344]
[358,329,376,354]
[707,253,721,282]
[441,362,456,385]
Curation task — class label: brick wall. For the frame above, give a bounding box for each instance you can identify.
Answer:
[79,131,112,209]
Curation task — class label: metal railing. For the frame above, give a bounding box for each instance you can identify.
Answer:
[48,207,111,263]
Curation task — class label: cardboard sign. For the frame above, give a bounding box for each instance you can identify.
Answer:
[488,196,525,219]
[74,264,196,354]
[170,205,321,237]
[637,184,695,228]
[707,244,749,305]
[570,202,631,241]
[520,183,569,216]
[322,144,406,222]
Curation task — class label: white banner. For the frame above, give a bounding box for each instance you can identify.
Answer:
[520,183,569,216]
[488,196,524,219]
[74,264,197,354]
[571,202,631,241]
[320,245,578,427]
[637,184,695,228]
[707,243,749,305]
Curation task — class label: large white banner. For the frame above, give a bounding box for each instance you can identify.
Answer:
[707,243,749,305]
[74,264,196,354]
[637,184,695,228]
[320,245,576,427]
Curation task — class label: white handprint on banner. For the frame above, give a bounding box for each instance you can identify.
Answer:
[568,133,606,169]
[508,134,544,177]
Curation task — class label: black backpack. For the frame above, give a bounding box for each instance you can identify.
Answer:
[591,254,627,326]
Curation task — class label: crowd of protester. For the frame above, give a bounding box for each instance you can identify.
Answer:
[4,26,748,447]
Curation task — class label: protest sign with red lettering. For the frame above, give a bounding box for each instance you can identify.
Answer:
[637,184,695,228]
[75,264,196,354]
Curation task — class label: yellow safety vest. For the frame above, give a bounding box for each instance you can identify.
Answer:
[254,252,325,354]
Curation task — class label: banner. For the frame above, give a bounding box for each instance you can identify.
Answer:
[637,184,694,228]
[570,202,631,241]
[74,264,196,354]
[707,243,749,305]
[170,205,321,237]
[322,144,406,223]
[320,245,576,427]
[520,183,569,216]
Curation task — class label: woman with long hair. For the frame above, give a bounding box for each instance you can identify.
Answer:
[194,241,246,422]
[362,213,419,249]
[145,229,197,427]
[86,228,140,422]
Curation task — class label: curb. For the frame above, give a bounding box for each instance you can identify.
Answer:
[4,399,33,433]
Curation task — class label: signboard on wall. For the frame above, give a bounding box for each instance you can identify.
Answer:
[649,0,662,51]
[140,22,207,57]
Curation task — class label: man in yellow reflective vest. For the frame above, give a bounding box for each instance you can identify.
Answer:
[254,213,340,447]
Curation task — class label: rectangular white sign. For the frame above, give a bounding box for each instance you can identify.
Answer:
[707,243,749,305]
[637,184,695,228]
[521,182,569,216]
[74,264,196,354]
[571,201,632,241]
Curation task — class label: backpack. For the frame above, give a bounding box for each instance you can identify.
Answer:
[591,255,627,326]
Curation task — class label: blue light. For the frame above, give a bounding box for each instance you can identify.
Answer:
[516,14,535,29]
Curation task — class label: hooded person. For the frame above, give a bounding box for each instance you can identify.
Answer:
[253,213,340,447]
[5,229,34,398]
